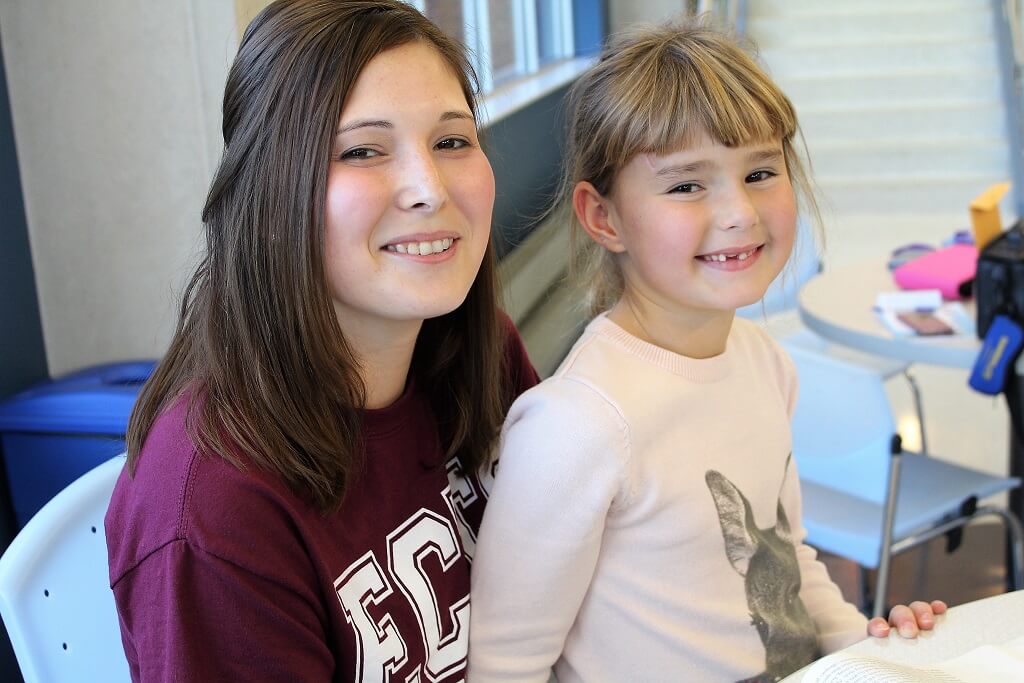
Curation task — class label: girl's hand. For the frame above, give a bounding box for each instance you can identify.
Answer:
[867,600,948,638]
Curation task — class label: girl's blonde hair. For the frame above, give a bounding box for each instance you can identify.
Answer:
[560,18,819,315]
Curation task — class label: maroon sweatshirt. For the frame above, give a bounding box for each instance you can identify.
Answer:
[105,322,538,682]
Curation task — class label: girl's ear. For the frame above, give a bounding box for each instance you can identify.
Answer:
[572,181,626,253]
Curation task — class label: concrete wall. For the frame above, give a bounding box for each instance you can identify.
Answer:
[0,1,236,377]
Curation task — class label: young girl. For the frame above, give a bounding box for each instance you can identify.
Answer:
[469,20,943,682]
[104,1,537,680]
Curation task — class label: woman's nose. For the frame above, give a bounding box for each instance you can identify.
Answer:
[396,150,448,212]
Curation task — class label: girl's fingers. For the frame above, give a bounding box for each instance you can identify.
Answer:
[888,604,919,638]
[908,600,935,630]
[866,616,891,638]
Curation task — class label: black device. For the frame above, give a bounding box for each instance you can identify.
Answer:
[976,219,1024,339]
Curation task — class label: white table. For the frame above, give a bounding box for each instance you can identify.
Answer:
[798,262,979,370]
[782,590,1024,681]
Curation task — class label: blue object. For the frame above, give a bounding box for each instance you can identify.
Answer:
[0,456,131,682]
[0,360,155,527]
[572,0,605,56]
[969,315,1024,395]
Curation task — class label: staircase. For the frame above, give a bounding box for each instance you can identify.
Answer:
[747,0,1013,267]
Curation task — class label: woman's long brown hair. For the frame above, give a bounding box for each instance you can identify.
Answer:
[125,0,509,512]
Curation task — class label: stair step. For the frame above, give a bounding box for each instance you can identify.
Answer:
[820,212,973,269]
[749,11,992,49]
[808,139,1010,178]
[748,0,992,19]
[776,71,1002,109]
[815,173,1011,215]
[760,40,997,78]
[798,101,1007,143]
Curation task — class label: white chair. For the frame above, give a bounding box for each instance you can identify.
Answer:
[0,455,130,683]
[783,343,1024,618]
[739,220,931,453]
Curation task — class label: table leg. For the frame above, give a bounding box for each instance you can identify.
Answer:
[1008,375,1024,591]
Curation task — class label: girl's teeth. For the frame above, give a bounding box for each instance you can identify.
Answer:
[703,248,755,262]
[386,237,454,255]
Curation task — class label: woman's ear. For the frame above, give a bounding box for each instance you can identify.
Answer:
[572,181,626,253]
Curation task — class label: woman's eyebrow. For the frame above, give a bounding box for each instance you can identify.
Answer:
[336,111,473,137]
[440,110,474,123]
[336,119,392,136]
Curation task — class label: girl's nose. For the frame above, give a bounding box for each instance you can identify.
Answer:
[397,150,448,213]
[717,185,758,231]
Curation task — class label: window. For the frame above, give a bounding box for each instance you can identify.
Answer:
[408,0,576,93]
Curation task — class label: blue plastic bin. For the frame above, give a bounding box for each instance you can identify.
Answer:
[0,360,156,528]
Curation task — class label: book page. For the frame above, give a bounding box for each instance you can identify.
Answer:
[803,653,964,683]
[803,635,1024,683]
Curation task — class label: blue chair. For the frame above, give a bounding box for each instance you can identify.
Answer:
[783,343,1024,618]
[0,455,130,683]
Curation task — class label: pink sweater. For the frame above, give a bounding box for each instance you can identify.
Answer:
[469,314,867,682]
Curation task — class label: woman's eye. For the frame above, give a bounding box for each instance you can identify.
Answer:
[436,137,470,151]
[668,182,701,194]
[340,147,380,160]
[746,169,777,183]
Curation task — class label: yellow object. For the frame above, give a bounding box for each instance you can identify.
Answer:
[235,0,273,41]
[970,181,1011,249]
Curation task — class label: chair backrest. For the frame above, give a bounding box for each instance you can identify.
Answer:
[0,455,130,683]
[783,343,897,504]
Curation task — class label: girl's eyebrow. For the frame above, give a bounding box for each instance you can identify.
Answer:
[653,148,785,178]
[748,148,784,164]
[336,111,474,136]
[655,160,710,178]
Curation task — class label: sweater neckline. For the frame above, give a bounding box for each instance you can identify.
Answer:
[589,313,734,383]
[362,377,417,436]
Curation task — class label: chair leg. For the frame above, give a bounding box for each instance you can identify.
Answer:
[903,370,927,455]
[875,445,903,619]
[991,508,1024,590]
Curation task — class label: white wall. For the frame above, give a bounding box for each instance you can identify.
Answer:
[0,1,236,376]
[608,0,690,33]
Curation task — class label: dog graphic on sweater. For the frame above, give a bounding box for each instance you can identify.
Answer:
[705,461,818,683]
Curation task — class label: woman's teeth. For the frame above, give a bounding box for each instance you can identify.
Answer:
[701,248,757,262]
[386,238,454,255]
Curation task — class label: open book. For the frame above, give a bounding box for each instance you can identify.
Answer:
[801,634,1024,682]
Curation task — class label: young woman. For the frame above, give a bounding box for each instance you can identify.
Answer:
[105,2,537,680]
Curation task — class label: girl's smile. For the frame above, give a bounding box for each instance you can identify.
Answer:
[697,243,764,270]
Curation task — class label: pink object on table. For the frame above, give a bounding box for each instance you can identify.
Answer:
[892,243,978,300]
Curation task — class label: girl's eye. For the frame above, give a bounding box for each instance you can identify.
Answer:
[668,182,701,194]
[436,137,470,151]
[746,169,778,183]
[340,147,380,160]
